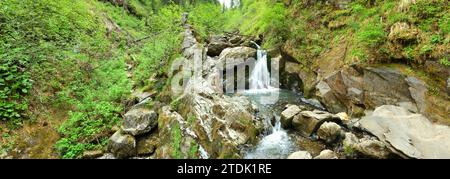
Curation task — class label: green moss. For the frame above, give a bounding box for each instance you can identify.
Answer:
[188,141,199,159]
[170,123,182,159]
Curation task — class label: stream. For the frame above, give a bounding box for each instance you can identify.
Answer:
[237,44,320,159]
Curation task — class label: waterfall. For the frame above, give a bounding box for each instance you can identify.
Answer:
[218,0,240,9]
[249,42,272,90]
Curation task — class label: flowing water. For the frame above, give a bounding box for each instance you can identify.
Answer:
[249,42,272,90]
[242,90,304,159]
[240,43,300,159]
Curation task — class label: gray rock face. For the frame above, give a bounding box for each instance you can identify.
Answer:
[287,151,312,159]
[292,110,341,137]
[314,149,338,159]
[156,106,199,159]
[315,66,429,118]
[280,105,303,129]
[360,105,450,159]
[121,108,157,136]
[317,122,342,144]
[405,77,427,113]
[160,26,263,159]
[108,130,136,159]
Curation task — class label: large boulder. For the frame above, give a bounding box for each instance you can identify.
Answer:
[360,105,450,159]
[280,105,303,129]
[207,35,232,56]
[317,122,342,144]
[287,151,312,159]
[217,47,257,69]
[156,106,199,159]
[292,110,341,137]
[107,130,136,159]
[122,108,157,136]
[315,66,427,118]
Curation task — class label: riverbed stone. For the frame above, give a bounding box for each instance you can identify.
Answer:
[280,105,303,129]
[121,108,157,136]
[292,110,341,137]
[314,149,338,159]
[108,130,136,159]
[287,151,312,159]
[317,122,342,144]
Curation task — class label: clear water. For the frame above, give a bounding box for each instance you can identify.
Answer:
[241,89,304,159]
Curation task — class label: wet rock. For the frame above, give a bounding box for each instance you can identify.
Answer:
[108,130,136,159]
[292,110,341,137]
[287,151,312,159]
[280,105,303,129]
[314,150,338,159]
[360,105,450,159]
[207,35,232,56]
[82,150,104,159]
[122,108,157,136]
[317,122,342,144]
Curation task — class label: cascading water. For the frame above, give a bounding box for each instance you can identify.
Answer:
[249,42,272,90]
[242,42,297,159]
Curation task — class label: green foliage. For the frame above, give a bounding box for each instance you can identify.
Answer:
[189,3,225,40]
[356,21,386,47]
[440,57,450,67]
[55,55,131,158]
[171,123,182,159]
[410,0,447,19]
[224,0,288,47]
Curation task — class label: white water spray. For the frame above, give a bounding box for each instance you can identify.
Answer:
[249,42,273,90]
